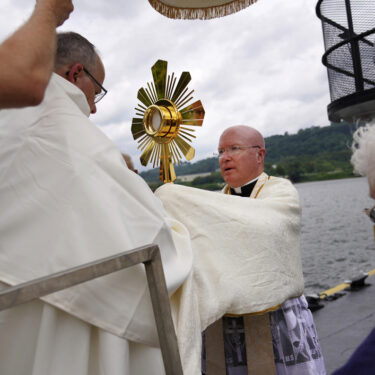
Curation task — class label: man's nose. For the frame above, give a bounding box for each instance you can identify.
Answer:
[91,103,97,114]
[220,150,232,161]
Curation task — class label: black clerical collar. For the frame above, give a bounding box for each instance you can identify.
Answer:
[230,179,258,197]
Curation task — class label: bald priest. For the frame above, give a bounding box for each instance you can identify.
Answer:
[155,125,326,375]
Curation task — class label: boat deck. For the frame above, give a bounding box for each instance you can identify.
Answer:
[313,273,375,373]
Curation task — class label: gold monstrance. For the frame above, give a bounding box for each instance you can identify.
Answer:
[132,60,205,183]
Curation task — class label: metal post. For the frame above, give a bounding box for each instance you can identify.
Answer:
[0,244,183,375]
[145,248,184,375]
[345,0,364,92]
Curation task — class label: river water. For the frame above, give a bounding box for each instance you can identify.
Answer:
[295,177,375,294]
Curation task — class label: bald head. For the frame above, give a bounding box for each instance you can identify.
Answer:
[218,125,266,188]
[220,126,265,149]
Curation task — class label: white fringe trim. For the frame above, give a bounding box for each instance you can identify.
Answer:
[148,0,258,20]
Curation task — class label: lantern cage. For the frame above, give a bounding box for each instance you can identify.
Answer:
[316,0,375,122]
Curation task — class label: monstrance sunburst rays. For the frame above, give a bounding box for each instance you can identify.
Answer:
[132,60,205,183]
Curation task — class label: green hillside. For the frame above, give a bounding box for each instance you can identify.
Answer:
[263,122,358,183]
[140,122,361,190]
[140,157,219,183]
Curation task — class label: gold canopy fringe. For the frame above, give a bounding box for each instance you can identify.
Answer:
[148,0,258,20]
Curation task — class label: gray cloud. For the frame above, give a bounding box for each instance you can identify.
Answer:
[2,0,332,172]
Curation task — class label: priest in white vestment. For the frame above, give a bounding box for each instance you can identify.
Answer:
[0,32,193,375]
[155,126,326,374]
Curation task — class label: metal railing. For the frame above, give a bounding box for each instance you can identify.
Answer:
[0,243,183,375]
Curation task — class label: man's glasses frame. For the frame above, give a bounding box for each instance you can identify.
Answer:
[214,145,261,158]
[83,67,107,103]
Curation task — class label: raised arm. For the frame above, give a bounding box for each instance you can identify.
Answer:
[0,0,74,109]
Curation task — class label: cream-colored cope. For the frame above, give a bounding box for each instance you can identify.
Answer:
[0,73,193,375]
[156,174,304,374]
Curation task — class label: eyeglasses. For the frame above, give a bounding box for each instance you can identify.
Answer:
[83,67,107,103]
[364,205,375,223]
[214,145,261,158]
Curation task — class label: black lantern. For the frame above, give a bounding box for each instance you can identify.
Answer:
[317,0,375,122]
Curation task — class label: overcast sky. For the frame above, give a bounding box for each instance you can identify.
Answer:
[1,0,331,171]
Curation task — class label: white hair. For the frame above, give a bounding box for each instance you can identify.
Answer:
[351,122,375,186]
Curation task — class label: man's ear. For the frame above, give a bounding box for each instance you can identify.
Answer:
[257,148,266,164]
[66,63,84,84]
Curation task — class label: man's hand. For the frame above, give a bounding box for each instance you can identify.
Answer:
[36,0,74,27]
[0,0,74,108]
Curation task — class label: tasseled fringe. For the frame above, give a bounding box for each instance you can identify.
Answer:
[148,0,258,20]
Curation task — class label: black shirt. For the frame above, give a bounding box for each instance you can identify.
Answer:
[229,180,258,197]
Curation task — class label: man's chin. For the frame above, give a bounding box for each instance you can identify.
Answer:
[225,178,240,189]
[223,171,235,183]
[223,176,233,186]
